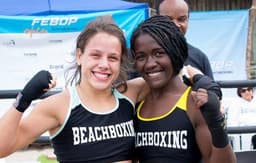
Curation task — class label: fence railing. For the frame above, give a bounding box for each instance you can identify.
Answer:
[1,79,256,144]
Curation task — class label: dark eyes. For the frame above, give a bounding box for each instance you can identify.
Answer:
[108,55,119,61]
[90,53,119,62]
[155,51,164,57]
[135,53,146,61]
[90,53,100,58]
[178,16,188,22]
[169,16,188,23]
[134,51,165,61]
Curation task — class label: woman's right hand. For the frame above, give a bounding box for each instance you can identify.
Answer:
[13,70,55,112]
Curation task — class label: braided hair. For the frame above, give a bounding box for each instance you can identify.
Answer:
[130,15,188,75]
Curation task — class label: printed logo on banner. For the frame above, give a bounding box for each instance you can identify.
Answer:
[32,17,78,26]
[23,52,38,57]
[2,40,16,47]
[211,60,233,75]
[48,39,63,43]
[25,16,79,38]
[49,64,64,71]
[24,28,48,38]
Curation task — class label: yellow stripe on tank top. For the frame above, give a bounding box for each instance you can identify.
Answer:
[137,87,191,121]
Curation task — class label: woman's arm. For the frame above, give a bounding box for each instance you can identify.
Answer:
[118,77,149,104]
[191,88,236,163]
[184,65,222,100]
[0,70,59,157]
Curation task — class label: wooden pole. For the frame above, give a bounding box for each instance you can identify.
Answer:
[253,0,256,6]
[246,1,256,79]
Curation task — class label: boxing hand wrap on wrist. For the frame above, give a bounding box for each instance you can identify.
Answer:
[201,91,228,148]
[208,123,229,148]
[13,70,52,112]
[192,74,222,100]
[13,92,32,112]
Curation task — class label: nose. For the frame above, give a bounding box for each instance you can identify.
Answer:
[145,55,157,69]
[173,19,182,28]
[172,19,180,27]
[98,57,109,69]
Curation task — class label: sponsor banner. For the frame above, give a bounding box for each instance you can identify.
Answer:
[0,8,147,90]
[0,8,145,34]
[186,10,249,81]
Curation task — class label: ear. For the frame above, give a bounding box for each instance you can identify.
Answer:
[76,48,82,66]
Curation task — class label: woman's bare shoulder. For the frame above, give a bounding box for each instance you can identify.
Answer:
[38,89,70,121]
[125,77,149,102]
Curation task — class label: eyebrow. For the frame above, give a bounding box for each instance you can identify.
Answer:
[89,49,120,55]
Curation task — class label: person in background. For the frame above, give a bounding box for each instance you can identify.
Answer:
[252,134,256,149]
[237,87,254,101]
[130,15,236,163]
[157,0,214,79]
[227,87,256,150]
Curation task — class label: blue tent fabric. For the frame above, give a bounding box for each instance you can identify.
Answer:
[49,0,148,15]
[0,0,50,16]
[0,0,148,16]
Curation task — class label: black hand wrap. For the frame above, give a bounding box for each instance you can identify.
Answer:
[201,91,228,148]
[182,75,193,86]
[192,74,222,100]
[191,74,228,148]
[13,70,52,112]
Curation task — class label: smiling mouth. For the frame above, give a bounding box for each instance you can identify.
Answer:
[147,71,161,77]
[93,72,110,80]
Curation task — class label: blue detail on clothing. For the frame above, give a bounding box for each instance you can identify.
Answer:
[51,86,135,163]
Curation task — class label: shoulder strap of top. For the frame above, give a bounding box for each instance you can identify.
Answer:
[50,85,78,139]
[136,87,191,121]
[113,88,135,108]
[69,84,81,110]
[176,86,191,111]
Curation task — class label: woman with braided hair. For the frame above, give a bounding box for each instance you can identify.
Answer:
[130,15,236,163]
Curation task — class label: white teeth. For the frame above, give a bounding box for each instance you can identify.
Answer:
[147,72,161,77]
[94,72,108,80]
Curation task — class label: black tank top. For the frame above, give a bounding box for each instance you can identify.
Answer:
[51,86,135,163]
[134,87,201,163]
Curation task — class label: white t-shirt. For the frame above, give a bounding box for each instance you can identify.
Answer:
[227,97,256,126]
